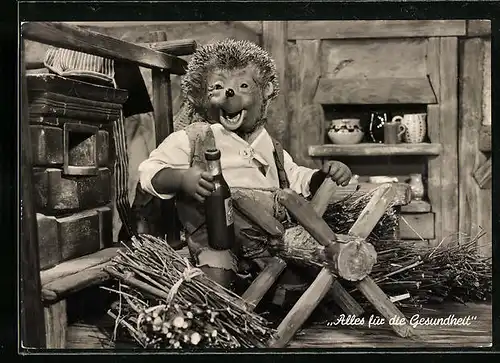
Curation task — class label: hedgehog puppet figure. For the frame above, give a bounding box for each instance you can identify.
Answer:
[139,39,352,292]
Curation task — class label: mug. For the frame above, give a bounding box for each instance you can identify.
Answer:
[391,113,427,143]
[384,121,407,144]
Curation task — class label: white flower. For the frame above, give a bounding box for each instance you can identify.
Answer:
[173,316,185,328]
[190,332,201,345]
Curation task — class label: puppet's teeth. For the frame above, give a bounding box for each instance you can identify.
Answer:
[220,110,246,125]
[239,110,247,123]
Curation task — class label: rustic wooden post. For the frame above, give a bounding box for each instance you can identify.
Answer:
[438,37,459,244]
[151,31,180,242]
[459,35,491,256]
[288,40,323,169]
[262,21,289,148]
[427,37,459,247]
[20,38,46,348]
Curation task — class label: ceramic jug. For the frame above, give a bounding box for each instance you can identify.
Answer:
[392,113,427,143]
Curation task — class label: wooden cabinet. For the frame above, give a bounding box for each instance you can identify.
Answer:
[262,20,491,252]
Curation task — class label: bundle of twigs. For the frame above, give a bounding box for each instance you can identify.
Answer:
[103,234,275,349]
[366,229,492,308]
[317,189,491,307]
[321,186,399,243]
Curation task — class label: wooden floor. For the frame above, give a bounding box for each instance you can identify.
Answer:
[65,302,492,349]
[288,303,492,348]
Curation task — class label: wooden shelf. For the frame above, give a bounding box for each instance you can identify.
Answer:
[309,143,442,157]
[313,77,437,105]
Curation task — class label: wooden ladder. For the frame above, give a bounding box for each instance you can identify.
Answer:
[238,178,416,347]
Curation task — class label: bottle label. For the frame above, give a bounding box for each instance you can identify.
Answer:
[224,197,234,226]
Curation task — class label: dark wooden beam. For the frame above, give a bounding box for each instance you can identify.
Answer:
[288,20,466,40]
[21,22,187,74]
[142,39,197,56]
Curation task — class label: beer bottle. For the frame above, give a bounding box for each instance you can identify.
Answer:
[204,148,235,250]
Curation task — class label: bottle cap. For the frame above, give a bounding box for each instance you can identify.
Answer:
[204,148,221,161]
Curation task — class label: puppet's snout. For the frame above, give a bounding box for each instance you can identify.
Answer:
[210,88,242,112]
[219,89,244,114]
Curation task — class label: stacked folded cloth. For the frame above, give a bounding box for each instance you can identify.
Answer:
[29,45,128,123]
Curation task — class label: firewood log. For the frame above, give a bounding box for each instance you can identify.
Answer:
[232,187,377,282]
[276,189,377,281]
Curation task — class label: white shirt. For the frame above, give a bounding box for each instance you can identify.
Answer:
[139,123,317,199]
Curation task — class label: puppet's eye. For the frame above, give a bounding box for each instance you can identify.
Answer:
[241,83,249,88]
[214,84,223,90]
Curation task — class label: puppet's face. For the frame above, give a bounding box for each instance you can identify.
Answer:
[206,66,273,133]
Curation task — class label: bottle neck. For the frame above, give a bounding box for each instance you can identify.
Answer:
[207,159,222,177]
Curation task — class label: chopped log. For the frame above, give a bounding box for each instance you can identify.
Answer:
[240,178,363,316]
[277,188,377,281]
[274,226,369,278]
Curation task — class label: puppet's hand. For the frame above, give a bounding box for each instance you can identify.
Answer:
[180,166,215,203]
[322,161,352,187]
